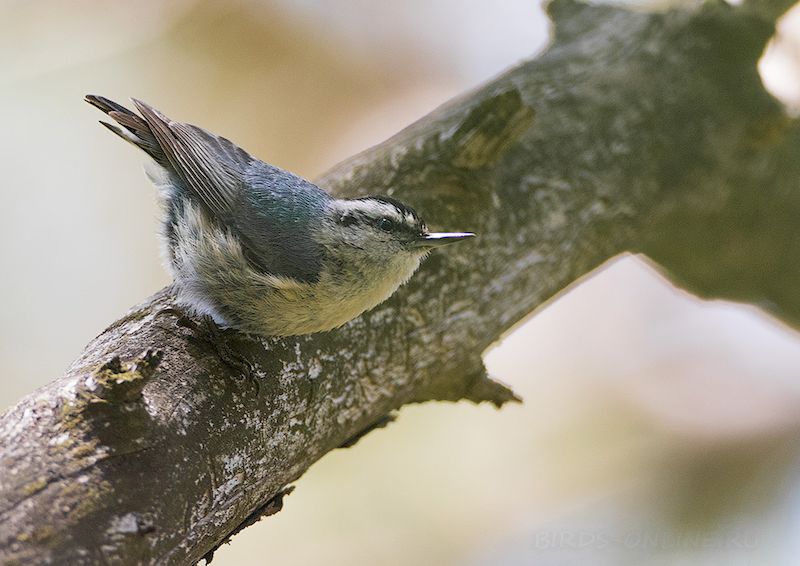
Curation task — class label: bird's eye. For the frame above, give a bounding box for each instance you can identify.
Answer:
[378,217,394,232]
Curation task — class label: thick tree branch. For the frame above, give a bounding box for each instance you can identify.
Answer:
[2,0,799,563]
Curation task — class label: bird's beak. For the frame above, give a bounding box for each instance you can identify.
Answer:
[414,232,476,248]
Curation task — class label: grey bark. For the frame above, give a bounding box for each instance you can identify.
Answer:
[2,0,799,563]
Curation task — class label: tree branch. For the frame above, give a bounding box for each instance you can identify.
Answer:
[1,0,798,563]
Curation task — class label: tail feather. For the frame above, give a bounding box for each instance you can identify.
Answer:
[85,94,258,225]
[85,94,131,116]
[85,94,169,167]
[98,120,127,139]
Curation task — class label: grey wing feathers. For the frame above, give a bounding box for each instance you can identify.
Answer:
[85,95,253,221]
[86,94,327,283]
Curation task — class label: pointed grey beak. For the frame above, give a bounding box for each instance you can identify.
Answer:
[415,232,476,248]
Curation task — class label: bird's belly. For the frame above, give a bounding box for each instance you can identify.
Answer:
[258,276,398,336]
[254,256,420,336]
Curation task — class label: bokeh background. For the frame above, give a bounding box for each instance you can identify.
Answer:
[4,1,800,564]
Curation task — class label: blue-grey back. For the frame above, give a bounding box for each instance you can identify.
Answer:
[86,95,332,284]
[235,161,331,283]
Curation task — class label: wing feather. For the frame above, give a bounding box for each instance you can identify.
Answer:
[87,95,326,282]
[131,99,248,220]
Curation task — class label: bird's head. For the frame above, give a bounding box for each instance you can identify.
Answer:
[318,195,474,270]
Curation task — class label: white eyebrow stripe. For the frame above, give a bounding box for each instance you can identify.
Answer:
[338,200,405,223]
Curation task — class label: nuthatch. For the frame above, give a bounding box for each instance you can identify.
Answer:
[86,95,474,336]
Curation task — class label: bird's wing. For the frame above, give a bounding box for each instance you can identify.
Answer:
[87,95,328,282]
[129,99,251,221]
[87,95,253,219]
[129,102,327,280]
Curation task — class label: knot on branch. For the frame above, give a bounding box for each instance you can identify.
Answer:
[374,88,534,219]
[52,350,165,453]
[546,0,625,44]
[409,355,521,407]
[449,89,535,170]
[90,349,163,404]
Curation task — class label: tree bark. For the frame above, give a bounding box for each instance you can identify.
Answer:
[2,0,799,563]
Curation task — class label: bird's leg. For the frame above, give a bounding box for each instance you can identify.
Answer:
[179,315,259,395]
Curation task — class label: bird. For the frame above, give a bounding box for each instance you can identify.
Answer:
[85,95,474,336]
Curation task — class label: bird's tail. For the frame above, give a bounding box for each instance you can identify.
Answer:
[85,94,169,167]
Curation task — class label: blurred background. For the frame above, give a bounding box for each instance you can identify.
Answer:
[3,0,800,564]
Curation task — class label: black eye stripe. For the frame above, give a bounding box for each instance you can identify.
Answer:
[339,207,424,235]
[355,195,422,224]
[340,214,357,227]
